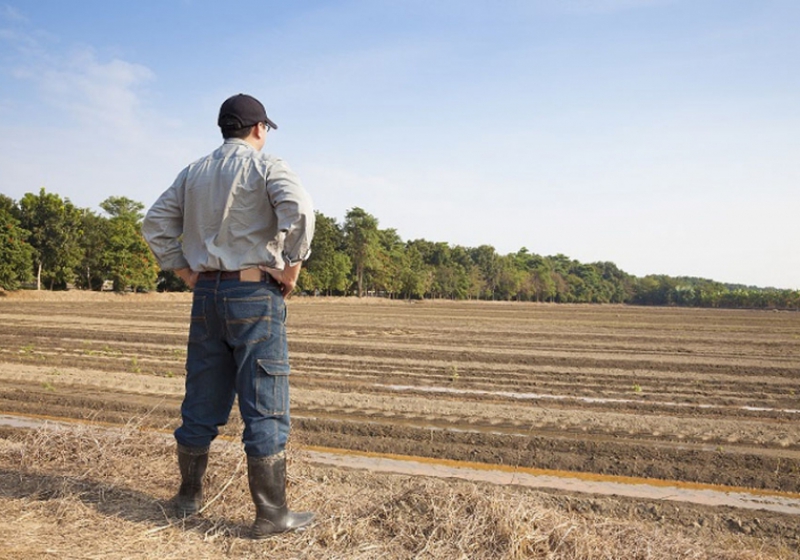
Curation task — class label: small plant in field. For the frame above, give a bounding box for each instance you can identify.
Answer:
[632,383,642,393]
[19,343,35,354]
[130,357,141,373]
[42,381,55,392]
[447,364,459,383]
[49,368,62,376]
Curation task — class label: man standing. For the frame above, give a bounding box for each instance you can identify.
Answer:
[142,93,315,538]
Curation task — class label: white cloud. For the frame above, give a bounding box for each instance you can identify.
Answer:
[36,48,155,135]
[0,24,203,211]
[1,4,27,22]
[3,27,155,139]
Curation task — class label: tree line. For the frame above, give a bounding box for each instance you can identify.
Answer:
[1,189,798,309]
[1,189,156,292]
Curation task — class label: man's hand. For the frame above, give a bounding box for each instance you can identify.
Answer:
[175,267,198,290]
[261,262,302,297]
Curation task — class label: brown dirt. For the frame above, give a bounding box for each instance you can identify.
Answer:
[1,291,799,557]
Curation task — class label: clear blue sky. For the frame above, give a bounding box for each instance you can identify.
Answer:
[1,1,798,289]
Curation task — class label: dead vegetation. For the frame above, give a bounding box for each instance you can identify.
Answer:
[1,421,796,560]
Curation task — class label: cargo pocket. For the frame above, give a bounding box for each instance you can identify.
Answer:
[255,359,290,416]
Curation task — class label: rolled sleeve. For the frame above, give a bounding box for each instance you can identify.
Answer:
[265,159,316,264]
[142,169,191,271]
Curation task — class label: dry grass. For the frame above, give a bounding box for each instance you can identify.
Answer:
[0,421,795,560]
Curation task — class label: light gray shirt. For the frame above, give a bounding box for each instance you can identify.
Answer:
[142,139,314,272]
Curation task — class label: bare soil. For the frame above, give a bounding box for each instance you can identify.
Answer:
[1,291,799,558]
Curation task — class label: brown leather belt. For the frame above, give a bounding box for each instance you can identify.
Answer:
[197,269,270,282]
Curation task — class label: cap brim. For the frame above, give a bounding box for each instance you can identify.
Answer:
[265,117,278,130]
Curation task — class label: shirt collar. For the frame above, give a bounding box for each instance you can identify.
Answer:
[223,138,255,149]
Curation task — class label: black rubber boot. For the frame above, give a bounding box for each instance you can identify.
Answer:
[247,452,315,538]
[175,443,209,516]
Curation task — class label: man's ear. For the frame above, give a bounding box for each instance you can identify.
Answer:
[250,123,265,142]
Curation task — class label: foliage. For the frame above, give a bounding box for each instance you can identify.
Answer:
[18,188,83,290]
[631,275,799,309]
[301,212,351,295]
[3,190,797,308]
[74,210,110,290]
[0,195,35,290]
[344,207,381,297]
[99,197,158,292]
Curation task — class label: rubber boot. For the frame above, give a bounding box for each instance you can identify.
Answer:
[175,443,209,516]
[247,452,315,538]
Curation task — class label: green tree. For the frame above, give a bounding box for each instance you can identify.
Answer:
[495,254,523,301]
[469,245,499,299]
[372,228,404,297]
[0,194,20,220]
[399,243,432,299]
[432,263,470,299]
[74,210,110,290]
[303,212,351,295]
[18,188,83,290]
[99,197,158,292]
[532,264,557,302]
[0,195,34,290]
[344,207,381,297]
[98,196,145,221]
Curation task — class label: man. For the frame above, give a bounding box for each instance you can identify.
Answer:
[142,93,315,538]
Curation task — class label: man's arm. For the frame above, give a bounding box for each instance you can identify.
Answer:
[263,261,302,297]
[174,267,199,290]
[265,158,316,266]
[263,158,315,297]
[141,168,191,272]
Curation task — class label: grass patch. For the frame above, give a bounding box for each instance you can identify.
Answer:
[0,421,795,560]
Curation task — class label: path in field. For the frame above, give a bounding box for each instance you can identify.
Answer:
[3,412,799,516]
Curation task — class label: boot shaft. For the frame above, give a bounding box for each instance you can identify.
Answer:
[247,451,288,510]
[176,444,209,516]
[178,443,209,488]
[247,452,314,538]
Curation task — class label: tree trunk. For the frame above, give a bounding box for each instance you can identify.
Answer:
[36,262,42,291]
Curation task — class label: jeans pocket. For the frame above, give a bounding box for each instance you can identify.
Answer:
[255,359,290,416]
[189,295,209,342]
[226,293,281,347]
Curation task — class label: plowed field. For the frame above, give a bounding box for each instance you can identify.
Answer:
[2,293,799,490]
[1,291,799,549]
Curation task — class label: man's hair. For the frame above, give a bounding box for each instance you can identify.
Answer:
[221,124,256,140]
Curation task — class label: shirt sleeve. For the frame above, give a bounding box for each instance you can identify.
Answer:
[141,168,191,271]
[264,158,316,265]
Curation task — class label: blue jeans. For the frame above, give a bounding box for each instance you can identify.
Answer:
[175,275,291,458]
